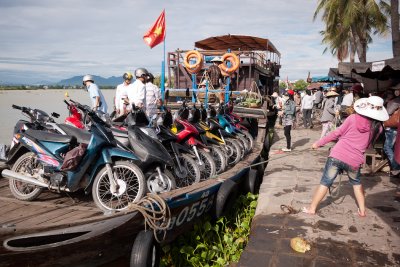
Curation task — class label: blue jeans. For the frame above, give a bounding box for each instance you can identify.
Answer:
[320,157,361,187]
[384,128,400,169]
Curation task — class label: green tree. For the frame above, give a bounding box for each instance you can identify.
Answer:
[293,80,308,90]
[380,0,400,57]
[314,0,389,63]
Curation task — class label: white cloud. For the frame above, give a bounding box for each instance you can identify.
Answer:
[0,0,393,84]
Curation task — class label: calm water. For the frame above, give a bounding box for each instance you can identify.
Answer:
[0,89,115,145]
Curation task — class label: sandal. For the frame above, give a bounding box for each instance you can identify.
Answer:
[301,207,315,215]
[357,208,366,217]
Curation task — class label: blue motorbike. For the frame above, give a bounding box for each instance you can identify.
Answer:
[1,103,146,213]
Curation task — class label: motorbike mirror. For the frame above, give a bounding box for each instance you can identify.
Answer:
[51,112,60,118]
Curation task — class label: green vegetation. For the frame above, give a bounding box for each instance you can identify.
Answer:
[293,79,308,90]
[161,193,258,267]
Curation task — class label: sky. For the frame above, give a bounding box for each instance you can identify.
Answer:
[0,0,393,84]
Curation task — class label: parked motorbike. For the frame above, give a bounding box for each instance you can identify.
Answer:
[170,101,216,181]
[62,100,177,194]
[2,103,147,213]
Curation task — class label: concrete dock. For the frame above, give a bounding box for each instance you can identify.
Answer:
[237,124,400,266]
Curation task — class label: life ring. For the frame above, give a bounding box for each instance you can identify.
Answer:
[184,50,203,74]
[130,230,160,267]
[243,168,261,194]
[219,53,239,74]
[213,179,239,219]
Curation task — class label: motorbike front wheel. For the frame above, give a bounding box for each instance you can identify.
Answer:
[198,149,216,181]
[9,152,44,201]
[173,154,201,188]
[147,169,176,194]
[92,161,146,212]
[210,145,227,174]
[224,138,242,166]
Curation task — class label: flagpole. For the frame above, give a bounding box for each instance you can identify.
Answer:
[160,10,166,102]
[161,38,165,102]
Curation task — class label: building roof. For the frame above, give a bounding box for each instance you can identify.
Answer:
[194,34,280,56]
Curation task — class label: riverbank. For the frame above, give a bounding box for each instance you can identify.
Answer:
[238,124,400,266]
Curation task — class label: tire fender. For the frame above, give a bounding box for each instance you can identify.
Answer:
[244,168,261,194]
[214,179,238,219]
[130,230,160,267]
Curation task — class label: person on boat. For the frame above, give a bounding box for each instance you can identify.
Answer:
[302,96,388,217]
[319,91,339,138]
[128,68,148,111]
[145,72,162,118]
[82,74,108,113]
[207,56,223,89]
[114,72,132,116]
[282,89,296,152]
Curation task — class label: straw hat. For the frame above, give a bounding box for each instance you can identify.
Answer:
[211,56,223,62]
[353,96,389,122]
[326,91,339,97]
[329,87,337,91]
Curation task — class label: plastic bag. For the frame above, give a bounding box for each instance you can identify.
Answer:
[60,143,87,171]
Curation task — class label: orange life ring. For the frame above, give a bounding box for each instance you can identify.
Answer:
[219,53,239,74]
[184,50,203,74]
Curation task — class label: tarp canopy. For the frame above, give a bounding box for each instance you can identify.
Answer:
[194,34,280,56]
[338,57,400,80]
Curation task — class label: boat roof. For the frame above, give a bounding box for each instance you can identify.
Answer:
[194,34,280,56]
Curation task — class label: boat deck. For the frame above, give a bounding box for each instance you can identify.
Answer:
[0,180,104,234]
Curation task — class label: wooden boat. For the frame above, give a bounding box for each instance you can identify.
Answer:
[0,119,269,267]
[0,34,279,266]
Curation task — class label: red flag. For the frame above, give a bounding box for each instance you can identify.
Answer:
[143,10,166,48]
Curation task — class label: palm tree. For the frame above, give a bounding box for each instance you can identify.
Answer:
[380,0,400,57]
[314,0,389,62]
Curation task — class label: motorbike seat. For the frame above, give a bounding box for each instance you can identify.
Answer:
[111,127,128,138]
[25,129,74,143]
[56,124,91,144]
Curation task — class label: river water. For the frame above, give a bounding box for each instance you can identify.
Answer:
[0,89,115,145]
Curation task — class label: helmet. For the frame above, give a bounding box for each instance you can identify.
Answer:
[287,89,294,96]
[147,73,154,81]
[82,74,94,83]
[123,72,133,81]
[134,68,149,78]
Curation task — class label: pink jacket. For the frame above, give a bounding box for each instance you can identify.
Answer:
[316,114,373,168]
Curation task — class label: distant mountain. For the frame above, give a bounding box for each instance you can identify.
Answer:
[57,75,123,86]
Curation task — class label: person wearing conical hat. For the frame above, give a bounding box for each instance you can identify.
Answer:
[303,96,388,217]
[319,91,339,138]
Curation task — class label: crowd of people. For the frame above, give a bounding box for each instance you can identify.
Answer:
[269,82,400,214]
[81,68,162,120]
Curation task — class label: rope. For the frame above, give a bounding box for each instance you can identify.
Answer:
[127,193,171,243]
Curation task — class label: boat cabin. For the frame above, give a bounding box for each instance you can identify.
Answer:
[167,34,281,97]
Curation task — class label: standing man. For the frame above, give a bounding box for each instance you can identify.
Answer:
[301,90,314,128]
[82,74,108,113]
[127,68,148,110]
[208,57,223,89]
[114,72,132,116]
[145,72,162,118]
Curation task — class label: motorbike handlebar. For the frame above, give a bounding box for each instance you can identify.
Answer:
[63,100,70,106]
[12,104,23,110]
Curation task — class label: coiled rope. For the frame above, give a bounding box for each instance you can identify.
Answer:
[128,193,171,243]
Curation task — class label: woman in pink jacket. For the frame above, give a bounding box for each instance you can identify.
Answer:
[302,96,388,217]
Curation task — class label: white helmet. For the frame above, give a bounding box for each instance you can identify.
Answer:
[82,74,94,83]
[134,68,149,78]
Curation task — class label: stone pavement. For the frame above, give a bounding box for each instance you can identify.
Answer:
[237,124,400,267]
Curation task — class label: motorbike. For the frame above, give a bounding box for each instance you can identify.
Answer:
[170,101,216,181]
[187,103,227,174]
[62,100,177,194]
[1,103,147,213]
